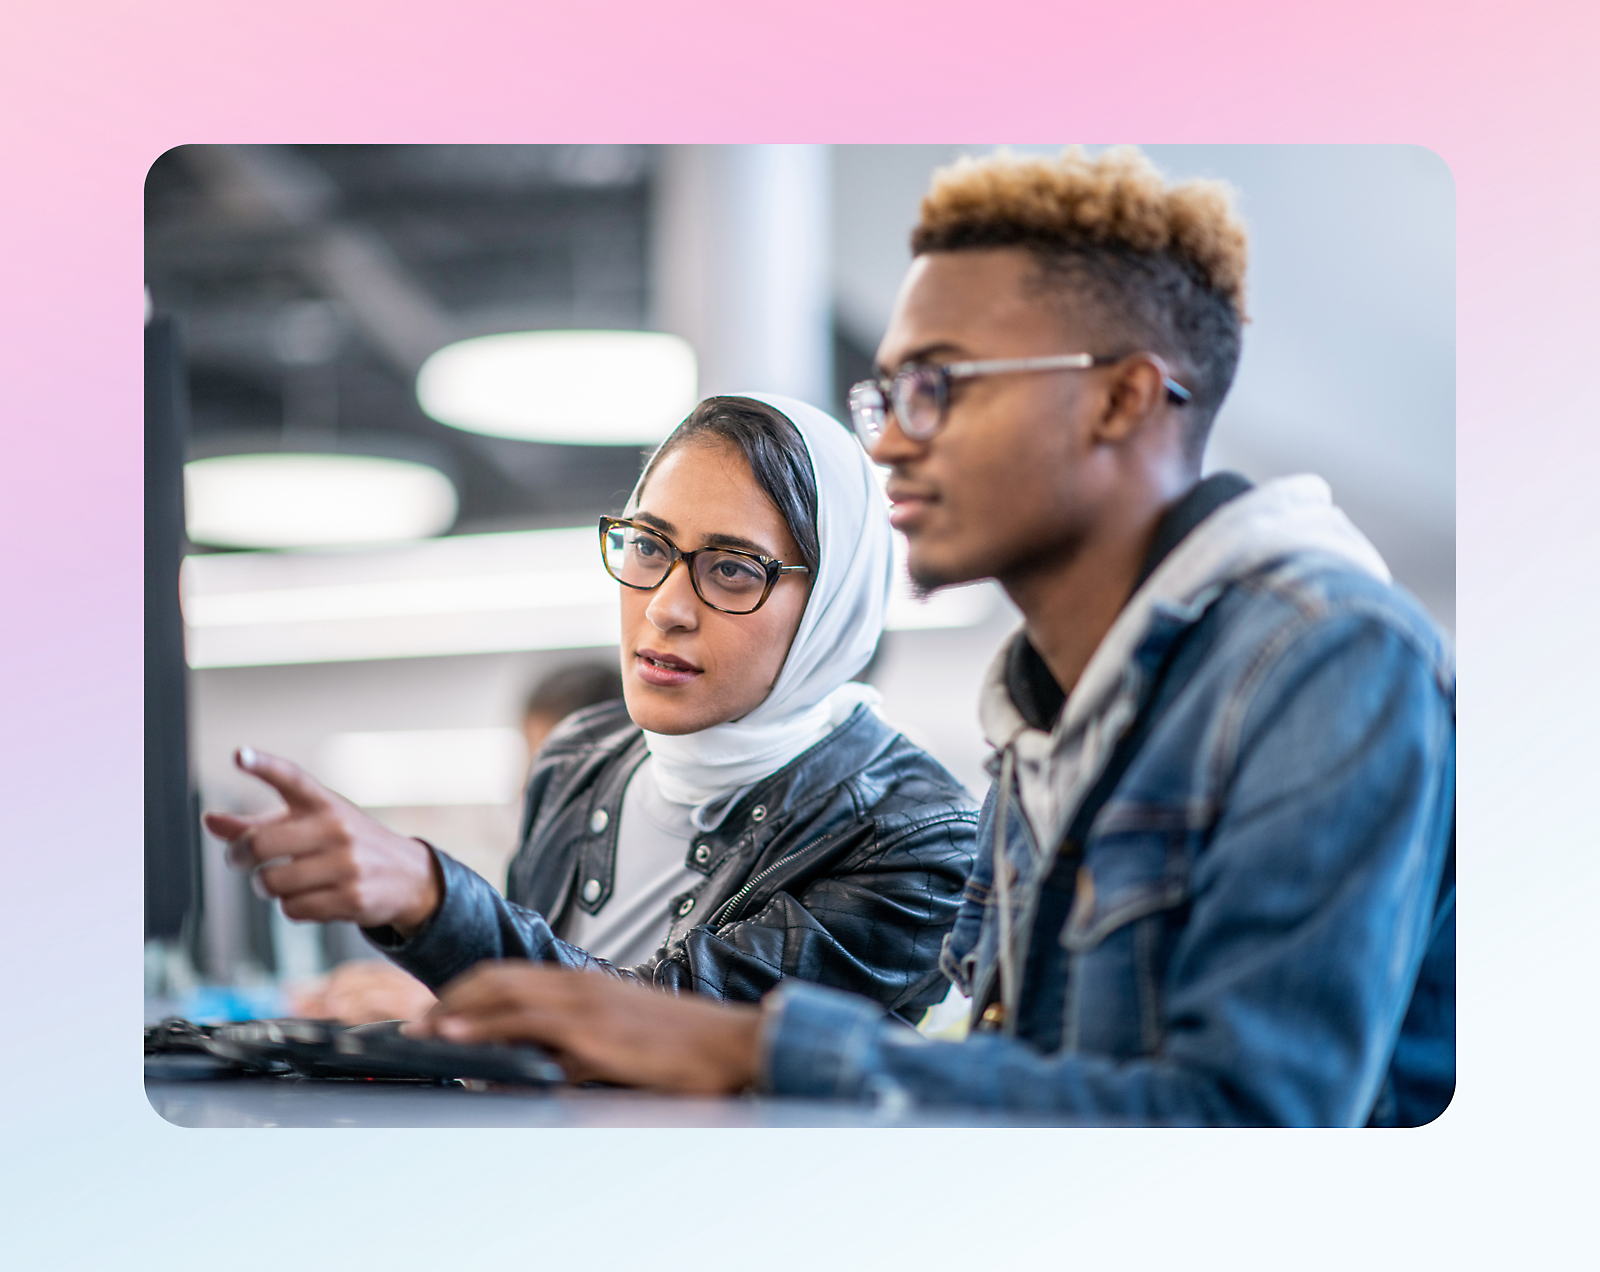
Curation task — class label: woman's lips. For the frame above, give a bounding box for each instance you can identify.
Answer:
[634,649,703,687]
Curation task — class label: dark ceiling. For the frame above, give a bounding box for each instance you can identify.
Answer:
[145,144,661,541]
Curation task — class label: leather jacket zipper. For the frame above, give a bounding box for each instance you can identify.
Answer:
[710,836,830,928]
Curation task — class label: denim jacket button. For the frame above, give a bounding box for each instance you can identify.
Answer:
[582,879,601,904]
[589,808,609,834]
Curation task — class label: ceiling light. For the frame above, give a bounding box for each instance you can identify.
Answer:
[180,526,620,667]
[179,523,1003,669]
[184,453,458,549]
[416,330,698,445]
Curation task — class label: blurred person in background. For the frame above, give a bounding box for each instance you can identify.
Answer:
[212,394,978,1022]
[289,660,624,1025]
[520,661,624,761]
[405,148,1455,1127]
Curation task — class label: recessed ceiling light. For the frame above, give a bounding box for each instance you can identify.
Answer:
[415,330,698,445]
[184,453,458,549]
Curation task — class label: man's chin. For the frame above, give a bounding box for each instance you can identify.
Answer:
[906,552,983,596]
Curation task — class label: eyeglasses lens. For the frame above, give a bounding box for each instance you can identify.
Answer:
[605,523,770,614]
[893,367,944,439]
[605,524,670,587]
[849,368,944,443]
[692,551,769,613]
[848,381,887,444]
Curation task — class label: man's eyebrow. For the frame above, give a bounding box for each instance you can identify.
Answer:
[632,513,779,559]
[873,341,968,376]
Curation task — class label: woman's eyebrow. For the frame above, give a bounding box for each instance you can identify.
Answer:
[702,532,777,557]
[635,511,777,558]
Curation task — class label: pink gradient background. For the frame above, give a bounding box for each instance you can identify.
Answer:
[1,0,1597,1265]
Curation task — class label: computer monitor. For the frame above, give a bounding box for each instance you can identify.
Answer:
[146,315,201,943]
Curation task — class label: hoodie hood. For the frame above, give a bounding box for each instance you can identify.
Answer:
[979,473,1391,853]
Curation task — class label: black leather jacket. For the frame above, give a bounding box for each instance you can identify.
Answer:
[369,700,979,1018]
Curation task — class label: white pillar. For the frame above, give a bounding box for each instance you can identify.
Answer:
[652,145,832,409]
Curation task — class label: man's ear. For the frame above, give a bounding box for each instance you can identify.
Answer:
[1094,358,1169,444]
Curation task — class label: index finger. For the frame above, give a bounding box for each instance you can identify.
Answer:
[432,962,568,1015]
[235,747,332,813]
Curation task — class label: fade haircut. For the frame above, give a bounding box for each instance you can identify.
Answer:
[912,147,1249,462]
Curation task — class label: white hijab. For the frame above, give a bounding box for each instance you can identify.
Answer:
[635,392,893,810]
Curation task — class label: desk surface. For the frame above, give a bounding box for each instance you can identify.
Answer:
[147,1076,1073,1128]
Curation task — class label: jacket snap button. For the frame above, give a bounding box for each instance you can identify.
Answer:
[751,805,766,822]
[590,808,608,834]
[677,897,695,917]
[693,843,711,865]
[582,879,601,903]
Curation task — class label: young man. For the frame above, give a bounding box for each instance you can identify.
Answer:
[405,147,1456,1127]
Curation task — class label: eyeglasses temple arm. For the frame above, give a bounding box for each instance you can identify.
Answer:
[943,353,1098,378]
[946,353,1192,403]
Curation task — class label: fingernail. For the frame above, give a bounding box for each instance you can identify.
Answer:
[439,1018,467,1039]
[248,856,292,899]
[237,746,258,770]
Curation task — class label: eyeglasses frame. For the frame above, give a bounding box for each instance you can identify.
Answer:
[849,351,1193,445]
[598,515,810,616]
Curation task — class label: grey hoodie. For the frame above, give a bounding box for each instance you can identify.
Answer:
[978,473,1393,861]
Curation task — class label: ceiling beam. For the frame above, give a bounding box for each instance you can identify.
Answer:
[183,145,454,377]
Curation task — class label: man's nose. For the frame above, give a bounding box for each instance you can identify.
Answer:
[645,562,701,631]
[868,410,922,466]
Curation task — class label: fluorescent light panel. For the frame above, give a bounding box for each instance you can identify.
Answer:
[416,330,698,445]
[182,525,1001,669]
[185,453,458,549]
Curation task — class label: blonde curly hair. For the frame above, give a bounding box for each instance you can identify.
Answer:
[912,147,1248,446]
[914,146,1247,318]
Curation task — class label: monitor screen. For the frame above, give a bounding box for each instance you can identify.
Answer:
[146,315,201,942]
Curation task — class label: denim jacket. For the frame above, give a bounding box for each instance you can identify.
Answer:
[758,477,1456,1126]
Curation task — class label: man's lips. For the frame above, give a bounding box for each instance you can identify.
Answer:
[635,648,703,687]
[885,482,938,530]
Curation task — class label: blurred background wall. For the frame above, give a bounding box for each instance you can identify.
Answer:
[144,144,1453,995]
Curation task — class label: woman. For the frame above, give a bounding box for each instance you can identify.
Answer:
[207,394,978,1019]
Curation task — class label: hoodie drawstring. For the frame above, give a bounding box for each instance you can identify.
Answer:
[993,744,1019,1036]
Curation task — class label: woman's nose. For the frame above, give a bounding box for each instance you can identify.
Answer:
[645,563,700,631]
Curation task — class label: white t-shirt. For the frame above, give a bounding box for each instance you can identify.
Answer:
[562,757,703,968]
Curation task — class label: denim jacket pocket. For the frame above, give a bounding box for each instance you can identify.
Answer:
[1062,874,1189,951]
[1058,837,1191,1059]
